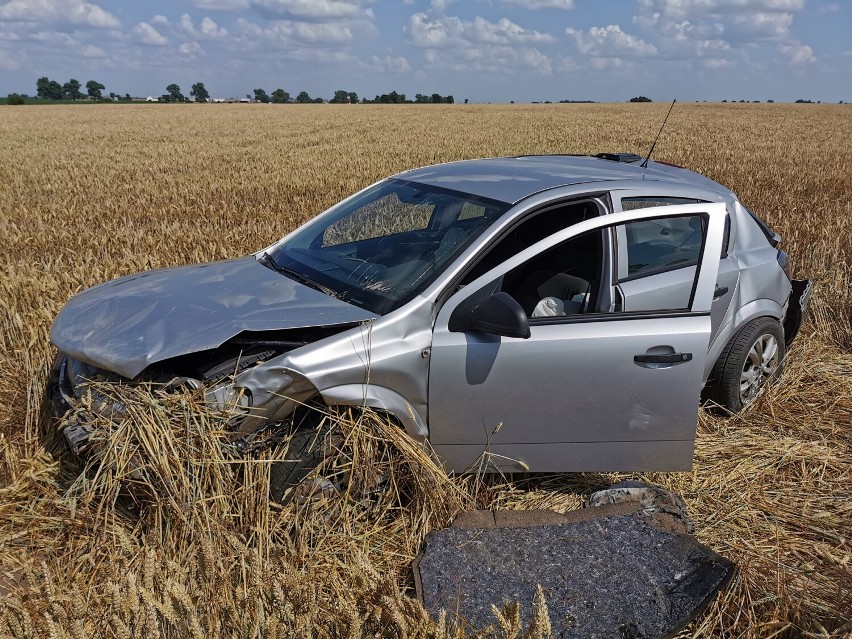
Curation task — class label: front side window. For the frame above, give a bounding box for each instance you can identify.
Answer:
[269,179,510,315]
[499,229,603,318]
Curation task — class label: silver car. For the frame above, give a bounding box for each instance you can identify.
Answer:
[51,153,811,497]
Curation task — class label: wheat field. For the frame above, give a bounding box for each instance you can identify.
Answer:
[0,103,850,638]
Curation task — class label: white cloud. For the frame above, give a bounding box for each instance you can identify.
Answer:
[372,53,412,73]
[0,25,21,41]
[728,11,792,40]
[236,17,356,44]
[132,22,168,46]
[0,52,20,69]
[779,42,815,65]
[558,55,578,71]
[499,0,574,9]
[179,14,228,39]
[701,56,734,68]
[182,0,250,9]
[634,0,812,72]
[409,13,553,47]
[0,0,120,29]
[31,30,77,45]
[179,41,204,57]
[565,24,657,57]
[421,44,553,75]
[81,43,106,57]
[200,16,227,38]
[151,14,170,26]
[251,0,372,20]
[284,48,359,64]
[637,0,805,21]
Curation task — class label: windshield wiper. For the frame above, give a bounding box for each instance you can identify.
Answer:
[259,252,340,299]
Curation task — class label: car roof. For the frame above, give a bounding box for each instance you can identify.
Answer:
[394,155,734,204]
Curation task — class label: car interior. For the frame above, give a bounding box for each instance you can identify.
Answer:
[460,199,605,317]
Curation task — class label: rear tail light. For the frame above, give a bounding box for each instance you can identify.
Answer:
[777,249,791,279]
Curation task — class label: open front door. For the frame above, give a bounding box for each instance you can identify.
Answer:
[428,203,726,473]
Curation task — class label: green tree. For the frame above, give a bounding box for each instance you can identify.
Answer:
[270,88,290,103]
[330,89,357,104]
[86,80,105,99]
[295,91,311,103]
[48,80,63,99]
[6,93,25,105]
[36,77,50,99]
[36,77,63,100]
[253,88,270,103]
[190,82,210,103]
[63,79,83,100]
[164,83,184,102]
[629,96,652,102]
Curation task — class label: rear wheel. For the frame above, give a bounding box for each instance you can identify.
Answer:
[706,317,785,412]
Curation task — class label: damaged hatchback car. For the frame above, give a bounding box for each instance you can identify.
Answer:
[51,153,811,497]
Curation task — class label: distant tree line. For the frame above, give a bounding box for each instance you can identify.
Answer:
[33,76,124,101]
[14,78,843,106]
[15,77,458,105]
[532,99,597,104]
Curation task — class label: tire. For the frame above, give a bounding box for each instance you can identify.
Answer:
[705,316,785,413]
[269,426,344,504]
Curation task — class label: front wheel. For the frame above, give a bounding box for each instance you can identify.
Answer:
[269,426,345,504]
[706,317,785,412]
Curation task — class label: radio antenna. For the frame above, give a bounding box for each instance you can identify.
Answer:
[641,98,676,168]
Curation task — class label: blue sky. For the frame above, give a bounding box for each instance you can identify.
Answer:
[1,0,849,102]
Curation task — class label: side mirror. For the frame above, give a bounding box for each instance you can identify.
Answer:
[461,292,531,339]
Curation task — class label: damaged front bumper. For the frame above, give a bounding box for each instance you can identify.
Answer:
[51,355,124,455]
[50,352,314,459]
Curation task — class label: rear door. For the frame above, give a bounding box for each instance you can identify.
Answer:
[614,195,739,338]
[427,203,726,474]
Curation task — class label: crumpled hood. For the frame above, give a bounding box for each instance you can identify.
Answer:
[51,256,375,379]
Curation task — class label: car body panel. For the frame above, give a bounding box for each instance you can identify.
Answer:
[50,256,375,379]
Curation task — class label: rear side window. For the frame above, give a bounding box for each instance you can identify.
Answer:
[622,195,729,257]
[619,215,704,280]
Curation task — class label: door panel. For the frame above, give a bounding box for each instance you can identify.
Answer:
[428,203,726,473]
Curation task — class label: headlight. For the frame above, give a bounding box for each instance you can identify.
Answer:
[62,357,127,419]
[205,383,252,412]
